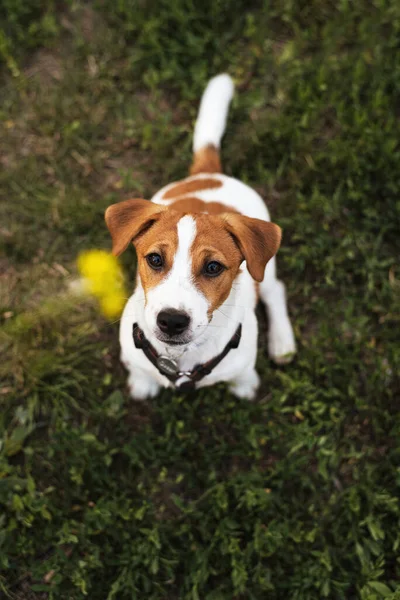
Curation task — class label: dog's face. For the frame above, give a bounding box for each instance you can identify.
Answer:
[105,199,281,346]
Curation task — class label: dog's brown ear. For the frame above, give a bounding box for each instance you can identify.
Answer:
[222,214,282,282]
[105,199,165,256]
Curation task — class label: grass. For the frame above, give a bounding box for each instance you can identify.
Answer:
[1,0,400,598]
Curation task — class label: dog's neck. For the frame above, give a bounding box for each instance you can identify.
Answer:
[135,274,246,370]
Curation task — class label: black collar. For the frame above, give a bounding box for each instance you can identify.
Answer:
[132,322,242,391]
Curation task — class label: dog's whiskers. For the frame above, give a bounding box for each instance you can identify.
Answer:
[215,308,235,322]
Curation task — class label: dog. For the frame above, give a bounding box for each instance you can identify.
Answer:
[105,74,296,400]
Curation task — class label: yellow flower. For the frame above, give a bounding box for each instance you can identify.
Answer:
[77,250,127,319]
[100,294,126,319]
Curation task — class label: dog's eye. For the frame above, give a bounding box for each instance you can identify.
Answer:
[146,253,163,270]
[204,260,225,277]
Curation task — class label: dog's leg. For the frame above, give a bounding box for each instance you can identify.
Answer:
[126,366,161,401]
[229,367,260,401]
[259,258,296,365]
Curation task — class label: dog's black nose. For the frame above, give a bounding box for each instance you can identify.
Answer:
[157,310,190,336]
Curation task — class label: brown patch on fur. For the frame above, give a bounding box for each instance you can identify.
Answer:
[189,212,281,315]
[170,197,238,215]
[190,144,222,175]
[105,200,181,294]
[133,211,182,293]
[190,214,243,316]
[163,177,222,200]
[222,214,282,282]
[254,281,260,302]
[105,199,166,256]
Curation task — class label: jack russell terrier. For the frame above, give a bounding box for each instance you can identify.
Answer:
[105,74,296,400]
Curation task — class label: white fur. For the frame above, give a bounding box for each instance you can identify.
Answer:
[120,265,258,398]
[193,74,234,152]
[153,172,270,220]
[118,74,296,401]
[143,216,210,345]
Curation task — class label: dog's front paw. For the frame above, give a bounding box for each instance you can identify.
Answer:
[127,372,160,401]
[229,369,260,401]
[268,319,296,365]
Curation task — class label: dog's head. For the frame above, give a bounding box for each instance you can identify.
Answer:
[105,199,281,346]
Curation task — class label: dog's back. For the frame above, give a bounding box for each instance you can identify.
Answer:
[152,75,271,221]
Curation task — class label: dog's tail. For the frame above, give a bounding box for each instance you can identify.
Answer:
[190,74,234,175]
